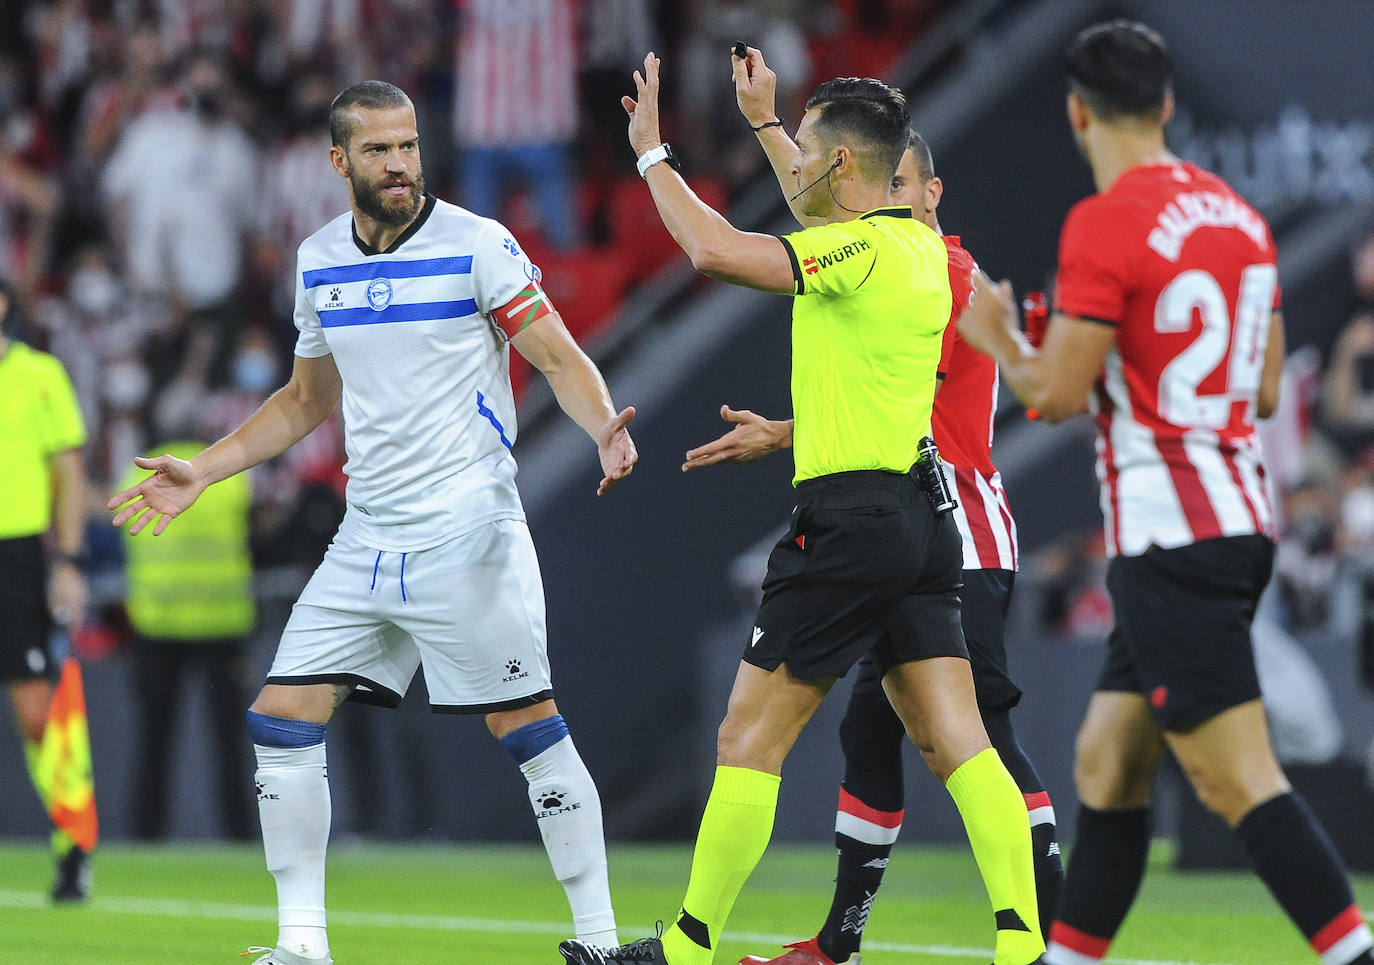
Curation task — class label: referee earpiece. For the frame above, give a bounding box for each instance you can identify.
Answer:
[788,156,845,203]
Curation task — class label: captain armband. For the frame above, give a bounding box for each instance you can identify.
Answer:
[494,284,556,339]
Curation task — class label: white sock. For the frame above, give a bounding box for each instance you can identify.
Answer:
[517,733,618,945]
[255,742,332,961]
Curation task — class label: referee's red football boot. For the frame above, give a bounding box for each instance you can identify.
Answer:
[739,936,860,965]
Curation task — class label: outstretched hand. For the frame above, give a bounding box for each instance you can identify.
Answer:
[622,52,664,157]
[956,271,1021,359]
[682,405,791,471]
[731,45,779,129]
[107,453,207,535]
[596,405,638,496]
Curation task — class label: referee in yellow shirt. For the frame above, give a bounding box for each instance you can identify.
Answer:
[0,279,96,901]
[559,56,1044,965]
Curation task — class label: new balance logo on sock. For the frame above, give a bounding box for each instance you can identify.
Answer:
[841,892,875,934]
[862,857,889,870]
[751,626,765,647]
[1048,842,1061,858]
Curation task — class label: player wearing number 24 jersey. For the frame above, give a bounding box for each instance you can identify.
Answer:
[959,19,1373,965]
[1056,160,1278,558]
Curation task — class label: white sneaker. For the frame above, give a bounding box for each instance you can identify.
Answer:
[243,947,333,965]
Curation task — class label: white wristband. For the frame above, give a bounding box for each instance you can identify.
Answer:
[636,144,671,178]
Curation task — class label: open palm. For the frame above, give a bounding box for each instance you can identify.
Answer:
[107,453,207,535]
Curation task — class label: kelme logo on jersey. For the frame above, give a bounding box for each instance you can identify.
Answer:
[367,277,394,311]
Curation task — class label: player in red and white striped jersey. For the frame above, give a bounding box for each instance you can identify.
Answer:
[958,20,1373,965]
[684,121,1062,965]
[937,235,1020,572]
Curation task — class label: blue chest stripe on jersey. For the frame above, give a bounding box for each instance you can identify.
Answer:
[318,299,478,327]
[302,255,473,289]
[476,390,514,451]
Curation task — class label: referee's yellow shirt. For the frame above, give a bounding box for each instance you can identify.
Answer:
[778,207,951,485]
[0,341,87,539]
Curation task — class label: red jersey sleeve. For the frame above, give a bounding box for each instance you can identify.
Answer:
[1054,196,1136,325]
[939,237,978,377]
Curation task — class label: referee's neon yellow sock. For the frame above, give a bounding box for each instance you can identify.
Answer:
[661,766,781,965]
[946,748,1045,965]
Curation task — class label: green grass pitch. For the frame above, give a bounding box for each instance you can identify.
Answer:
[1,838,1370,964]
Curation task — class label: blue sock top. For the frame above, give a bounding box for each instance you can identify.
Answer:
[500,714,569,765]
[246,709,327,748]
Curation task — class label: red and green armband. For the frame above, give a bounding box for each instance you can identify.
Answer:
[495,284,556,339]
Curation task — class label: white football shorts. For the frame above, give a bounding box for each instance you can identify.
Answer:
[267,518,553,713]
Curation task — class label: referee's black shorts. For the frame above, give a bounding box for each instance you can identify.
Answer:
[850,567,1021,713]
[744,469,967,680]
[1099,534,1273,731]
[0,535,56,682]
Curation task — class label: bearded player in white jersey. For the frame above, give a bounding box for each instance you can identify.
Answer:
[109,81,636,965]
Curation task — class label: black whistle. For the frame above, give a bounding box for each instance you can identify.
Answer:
[914,436,958,516]
[732,41,748,60]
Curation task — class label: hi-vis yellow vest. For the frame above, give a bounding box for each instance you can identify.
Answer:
[119,442,255,640]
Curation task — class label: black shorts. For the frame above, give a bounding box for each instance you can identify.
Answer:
[0,535,56,682]
[744,469,967,680]
[851,567,1021,713]
[1099,534,1273,731]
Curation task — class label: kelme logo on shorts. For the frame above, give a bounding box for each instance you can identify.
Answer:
[502,658,530,683]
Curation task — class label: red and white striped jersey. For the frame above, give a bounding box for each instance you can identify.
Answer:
[935,236,1018,572]
[453,0,579,147]
[1055,162,1279,558]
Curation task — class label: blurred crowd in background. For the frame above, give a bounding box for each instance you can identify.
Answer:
[0,0,937,585]
[7,0,1374,810]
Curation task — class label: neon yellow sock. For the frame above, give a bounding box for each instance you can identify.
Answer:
[661,766,781,965]
[946,748,1044,965]
[24,738,49,806]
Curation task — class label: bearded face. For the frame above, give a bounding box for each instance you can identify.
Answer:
[349,162,426,226]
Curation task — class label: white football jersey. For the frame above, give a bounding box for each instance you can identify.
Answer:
[293,196,539,551]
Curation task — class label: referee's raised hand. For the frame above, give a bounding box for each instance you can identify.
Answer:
[622,51,663,157]
[731,45,778,130]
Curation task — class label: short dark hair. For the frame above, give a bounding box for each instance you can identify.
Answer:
[906,128,935,183]
[329,81,413,149]
[1064,19,1171,122]
[805,77,911,183]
